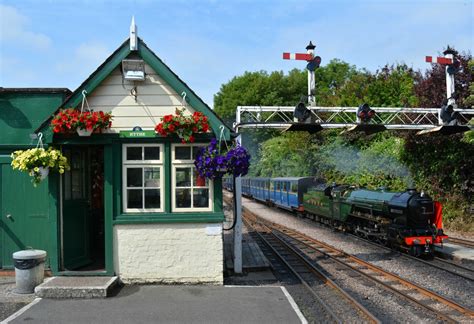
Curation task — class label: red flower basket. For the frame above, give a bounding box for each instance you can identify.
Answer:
[51,108,113,134]
[155,108,209,143]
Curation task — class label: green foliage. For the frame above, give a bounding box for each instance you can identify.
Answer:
[400,133,474,201]
[313,59,359,106]
[213,69,306,123]
[309,132,410,191]
[463,119,474,144]
[252,132,314,177]
[463,59,474,108]
[364,65,419,107]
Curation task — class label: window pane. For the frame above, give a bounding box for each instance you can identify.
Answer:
[193,189,209,208]
[175,147,191,160]
[192,146,203,160]
[127,189,142,208]
[144,168,160,187]
[176,167,191,187]
[126,147,142,160]
[71,170,84,200]
[194,169,208,187]
[144,147,160,160]
[127,168,143,187]
[145,189,160,208]
[176,189,191,208]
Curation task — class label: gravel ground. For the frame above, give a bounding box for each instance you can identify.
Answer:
[230,193,474,313]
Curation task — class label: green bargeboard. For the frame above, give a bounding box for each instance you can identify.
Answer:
[0,163,52,268]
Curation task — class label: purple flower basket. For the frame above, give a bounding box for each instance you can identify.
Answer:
[194,139,251,179]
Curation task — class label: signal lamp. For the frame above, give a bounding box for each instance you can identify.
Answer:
[440,104,459,125]
[293,101,311,123]
[357,103,375,123]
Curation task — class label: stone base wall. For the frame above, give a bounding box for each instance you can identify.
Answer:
[113,223,223,284]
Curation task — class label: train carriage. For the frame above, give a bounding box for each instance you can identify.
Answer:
[270,177,315,211]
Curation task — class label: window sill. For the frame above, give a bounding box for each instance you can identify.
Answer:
[113,212,225,224]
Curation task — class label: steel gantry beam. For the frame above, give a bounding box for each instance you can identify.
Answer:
[234,106,474,131]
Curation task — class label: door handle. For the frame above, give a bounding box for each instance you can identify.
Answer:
[6,214,12,219]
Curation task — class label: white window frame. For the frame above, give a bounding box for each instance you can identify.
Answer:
[172,144,213,212]
[122,144,164,213]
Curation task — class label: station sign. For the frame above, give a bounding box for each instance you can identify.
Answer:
[119,129,156,138]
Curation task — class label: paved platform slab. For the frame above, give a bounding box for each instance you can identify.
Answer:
[435,243,474,264]
[224,227,271,272]
[34,276,118,299]
[6,285,306,324]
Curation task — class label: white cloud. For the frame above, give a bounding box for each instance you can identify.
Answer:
[55,41,110,73]
[0,5,52,50]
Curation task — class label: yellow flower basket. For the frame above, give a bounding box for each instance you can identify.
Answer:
[11,148,70,186]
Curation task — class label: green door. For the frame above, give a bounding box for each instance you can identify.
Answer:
[0,158,52,268]
[62,148,91,270]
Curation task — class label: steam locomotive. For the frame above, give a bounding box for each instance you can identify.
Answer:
[224,177,448,256]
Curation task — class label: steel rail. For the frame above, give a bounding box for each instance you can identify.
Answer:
[243,215,380,324]
[242,218,342,324]
[251,215,474,322]
[345,232,474,282]
[447,237,474,249]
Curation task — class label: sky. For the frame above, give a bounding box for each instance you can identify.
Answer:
[0,0,473,107]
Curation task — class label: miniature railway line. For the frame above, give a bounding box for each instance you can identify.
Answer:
[242,214,381,323]
[227,195,474,323]
[344,232,474,282]
[447,237,474,249]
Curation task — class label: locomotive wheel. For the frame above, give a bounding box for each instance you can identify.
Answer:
[409,245,423,257]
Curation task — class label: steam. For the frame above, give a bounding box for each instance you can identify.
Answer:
[319,140,414,189]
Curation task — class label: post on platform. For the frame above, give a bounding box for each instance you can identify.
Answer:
[232,109,243,274]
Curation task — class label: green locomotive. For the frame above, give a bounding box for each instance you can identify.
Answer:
[303,183,447,256]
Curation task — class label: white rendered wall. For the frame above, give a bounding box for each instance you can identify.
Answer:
[114,223,223,284]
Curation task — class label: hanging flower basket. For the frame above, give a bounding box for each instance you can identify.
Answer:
[38,166,49,180]
[76,127,93,137]
[51,108,113,135]
[155,108,209,143]
[194,139,251,179]
[11,147,70,186]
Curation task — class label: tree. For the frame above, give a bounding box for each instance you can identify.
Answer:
[463,59,474,107]
[365,64,419,107]
[213,69,306,125]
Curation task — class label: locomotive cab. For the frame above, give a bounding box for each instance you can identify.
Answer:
[387,189,441,256]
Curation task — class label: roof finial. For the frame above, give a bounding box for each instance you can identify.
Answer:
[130,16,138,51]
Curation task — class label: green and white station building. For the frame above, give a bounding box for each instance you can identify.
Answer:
[0,23,232,284]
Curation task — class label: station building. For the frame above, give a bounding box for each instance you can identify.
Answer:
[0,30,232,284]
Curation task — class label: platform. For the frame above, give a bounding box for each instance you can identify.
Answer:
[34,276,119,299]
[4,285,306,324]
[435,243,474,264]
[224,224,271,272]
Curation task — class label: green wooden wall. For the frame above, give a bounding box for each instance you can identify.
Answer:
[0,90,67,269]
[0,90,68,145]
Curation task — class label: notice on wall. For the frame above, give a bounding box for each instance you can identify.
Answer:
[206,224,222,236]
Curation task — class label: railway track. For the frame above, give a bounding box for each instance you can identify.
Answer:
[345,233,474,282]
[447,237,474,249]
[238,203,474,323]
[243,215,381,323]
